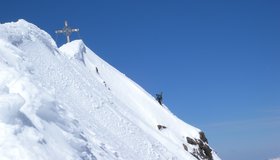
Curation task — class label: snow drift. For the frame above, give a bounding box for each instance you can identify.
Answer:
[0,19,221,160]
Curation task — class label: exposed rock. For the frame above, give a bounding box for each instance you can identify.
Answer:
[186,137,196,145]
[184,132,213,160]
[197,139,204,148]
[182,143,188,151]
[197,139,213,160]
[157,125,167,130]
[201,144,213,160]
[199,131,208,143]
[191,152,200,160]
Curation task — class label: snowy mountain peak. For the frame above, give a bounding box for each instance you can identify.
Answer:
[0,19,58,55]
[0,20,221,160]
[59,40,86,62]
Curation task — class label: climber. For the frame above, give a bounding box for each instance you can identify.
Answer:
[155,92,163,105]
[96,67,99,74]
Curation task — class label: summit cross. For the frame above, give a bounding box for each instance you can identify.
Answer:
[55,20,79,43]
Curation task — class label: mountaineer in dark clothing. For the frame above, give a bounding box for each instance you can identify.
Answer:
[156,92,163,105]
[96,67,99,74]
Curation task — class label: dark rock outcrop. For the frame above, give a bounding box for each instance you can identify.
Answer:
[187,137,196,145]
[197,139,213,160]
[184,132,213,160]
[183,143,188,151]
[199,131,208,143]
[157,125,167,130]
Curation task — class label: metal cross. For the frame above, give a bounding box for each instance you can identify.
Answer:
[55,20,79,43]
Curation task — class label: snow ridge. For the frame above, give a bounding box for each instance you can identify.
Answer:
[59,40,86,63]
[0,20,221,160]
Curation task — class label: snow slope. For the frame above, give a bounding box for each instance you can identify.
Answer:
[0,19,221,160]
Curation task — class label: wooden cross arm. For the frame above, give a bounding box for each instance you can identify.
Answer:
[71,28,79,32]
[55,30,64,34]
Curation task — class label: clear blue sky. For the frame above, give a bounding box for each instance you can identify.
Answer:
[1,0,280,159]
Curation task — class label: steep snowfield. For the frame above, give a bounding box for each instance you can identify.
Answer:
[0,20,221,160]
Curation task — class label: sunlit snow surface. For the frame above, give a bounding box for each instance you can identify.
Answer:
[0,20,221,160]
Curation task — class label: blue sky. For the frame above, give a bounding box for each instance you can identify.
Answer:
[1,0,280,159]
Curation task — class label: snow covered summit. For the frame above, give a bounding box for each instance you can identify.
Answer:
[0,19,221,160]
